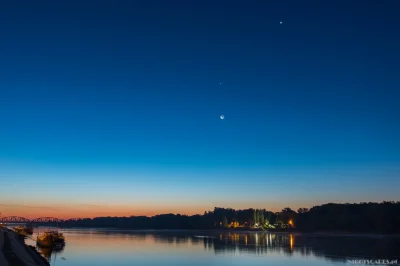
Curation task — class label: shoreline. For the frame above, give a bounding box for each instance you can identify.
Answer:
[0,228,49,266]
[56,227,400,237]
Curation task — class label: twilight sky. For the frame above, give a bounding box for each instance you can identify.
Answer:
[0,1,399,219]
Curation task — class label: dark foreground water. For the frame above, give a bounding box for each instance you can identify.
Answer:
[25,228,400,266]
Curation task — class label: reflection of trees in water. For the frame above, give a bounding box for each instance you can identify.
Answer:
[136,232,399,262]
[208,233,296,256]
[63,230,399,263]
[293,235,400,262]
[204,233,400,262]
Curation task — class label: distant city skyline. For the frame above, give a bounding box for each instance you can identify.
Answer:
[1,1,399,219]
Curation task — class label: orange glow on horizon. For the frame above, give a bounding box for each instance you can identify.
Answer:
[1,201,316,220]
[0,203,210,220]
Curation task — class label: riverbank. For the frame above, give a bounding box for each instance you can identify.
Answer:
[58,226,400,237]
[0,227,49,266]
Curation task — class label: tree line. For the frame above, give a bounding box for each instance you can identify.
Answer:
[60,201,400,233]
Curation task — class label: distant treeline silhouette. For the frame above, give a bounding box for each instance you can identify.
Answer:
[61,202,400,233]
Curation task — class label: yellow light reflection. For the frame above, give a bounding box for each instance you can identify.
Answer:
[289,234,294,250]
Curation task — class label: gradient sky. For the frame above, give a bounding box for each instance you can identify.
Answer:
[1,1,399,219]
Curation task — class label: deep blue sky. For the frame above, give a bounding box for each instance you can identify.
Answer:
[0,1,399,217]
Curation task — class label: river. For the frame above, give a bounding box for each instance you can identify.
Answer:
[24,228,399,266]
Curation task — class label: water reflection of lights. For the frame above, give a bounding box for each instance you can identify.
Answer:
[290,234,294,250]
[211,233,297,253]
[20,230,396,265]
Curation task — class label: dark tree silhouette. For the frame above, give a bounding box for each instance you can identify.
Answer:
[59,202,400,233]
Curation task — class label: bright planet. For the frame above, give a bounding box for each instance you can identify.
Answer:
[0,2,399,266]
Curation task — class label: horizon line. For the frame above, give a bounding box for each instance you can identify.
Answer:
[1,200,398,220]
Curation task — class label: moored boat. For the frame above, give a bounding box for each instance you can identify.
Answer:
[37,231,65,248]
[13,225,33,235]
[24,226,33,234]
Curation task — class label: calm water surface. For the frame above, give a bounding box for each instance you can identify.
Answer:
[25,228,400,266]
